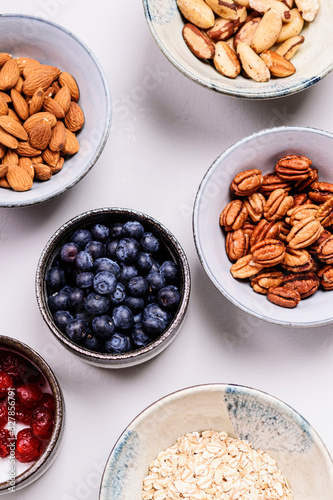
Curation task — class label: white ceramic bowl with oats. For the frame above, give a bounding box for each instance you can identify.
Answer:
[0,14,111,208]
[193,126,333,327]
[142,0,333,99]
[99,384,333,499]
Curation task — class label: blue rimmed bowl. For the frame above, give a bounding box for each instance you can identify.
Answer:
[99,383,333,499]
[0,14,111,207]
[142,0,333,99]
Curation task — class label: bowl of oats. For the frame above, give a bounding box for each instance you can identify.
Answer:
[99,383,333,500]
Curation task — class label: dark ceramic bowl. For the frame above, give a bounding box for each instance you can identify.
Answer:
[35,207,191,368]
[0,335,64,494]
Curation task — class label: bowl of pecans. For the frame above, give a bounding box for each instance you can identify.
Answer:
[0,14,111,207]
[99,384,333,500]
[143,0,333,99]
[193,126,333,327]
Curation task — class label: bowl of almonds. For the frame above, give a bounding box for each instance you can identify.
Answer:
[0,14,111,207]
[143,0,333,98]
[193,126,333,326]
[99,384,333,500]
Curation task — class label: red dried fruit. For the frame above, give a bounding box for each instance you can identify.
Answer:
[39,393,56,413]
[15,428,43,463]
[0,371,14,397]
[31,407,54,440]
[0,428,11,458]
[16,383,43,408]
[15,402,33,424]
[0,401,8,429]
[0,353,25,383]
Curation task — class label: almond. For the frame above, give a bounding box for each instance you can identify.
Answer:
[8,109,22,124]
[6,163,33,191]
[29,87,45,115]
[49,121,67,152]
[0,53,12,68]
[64,102,85,132]
[0,143,6,159]
[0,94,8,116]
[0,178,10,188]
[15,57,40,75]
[0,91,11,103]
[2,149,19,165]
[29,118,52,150]
[0,115,28,141]
[11,88,29,121]
[62,129,79,155]
[0,164,8,177]
[14,76,24,94]
[42,147,60,167]
[50,156,64,175]
[23,112,57,134]
[183,24,215,59]
[54,85,71,114]
[0,127,18,149]
[19,157,35,179]
[42,96,65,119]
[58,71,80,102]
[0,59,20,91]
[22,71,54,96]
[16,142,42,157]
[260,50,296,77]
[31,155,43,165]
[38,64,61,80]
[34,164,52,181]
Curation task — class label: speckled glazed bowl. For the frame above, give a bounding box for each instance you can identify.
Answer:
[0,335,64,495]
[0,14,111,208]
[193,126,333,327]
[99,383,333,499]
[35,207,191,369]
[142,0,333,99]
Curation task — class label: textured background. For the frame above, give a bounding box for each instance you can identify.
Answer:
[0,1,332,498]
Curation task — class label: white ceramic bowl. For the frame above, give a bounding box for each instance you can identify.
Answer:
[99,384,333,499]
[0,14,111,207]
[193,126,333,327]
[142,0,333,99]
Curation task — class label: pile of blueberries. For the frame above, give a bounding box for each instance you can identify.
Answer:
[46,220,181,354]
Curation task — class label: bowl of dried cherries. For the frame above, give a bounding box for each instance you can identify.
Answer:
[0,335,64,494]
[193,126,333,327]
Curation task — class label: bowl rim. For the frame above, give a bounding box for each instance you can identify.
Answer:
[142,0,333,100]
[0,334,65,493]
[0,13,112,208]
[99,382,333,499]
[193,125,333,328]
[35,207,191,367]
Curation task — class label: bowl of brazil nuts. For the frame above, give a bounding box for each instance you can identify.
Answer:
[99,384,333,499]
[0,14,111,207]
[142,0,333,99]
[193,126,333,327]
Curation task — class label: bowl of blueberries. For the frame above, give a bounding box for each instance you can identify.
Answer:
[35,207,190,368]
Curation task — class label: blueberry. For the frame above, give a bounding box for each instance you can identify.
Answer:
[75,251,94,271]
[53,310,74,332]
[150,260,160,273]
[48,289,69,312]
[93,271,117,295]
[76,271,94,289]
[142,303,171,335]
[91,223,110,242]
[83,334,103,352]
[106,239,118,259]
[109,222,124,238]
[119,264,138,281]
[94,257,120,278]
[131,323,152,348]
[105,333,132,353]
[136,252,153,273]
[109,282,126,305]
[158,285,181,310]
[66,319,89,344]
[71,229,93,248]
[122,221,144,240]
[85,240,106,260]
[160,261,179,283]
[124,296,145,314]
[116,238,140,264]
[46,267,65,292]
[127,276,148,297]
[68,287,85,309]
[133,312,143,324]
[60,242,79,263]
[84,293,109,315]
[147,270,166,292]
[74,311,92,323]
[112,305,134,331]
[140,233,160,254]
[92,315,115,340]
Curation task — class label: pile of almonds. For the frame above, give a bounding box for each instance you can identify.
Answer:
[220,155,333,308]
[177,0,319,82]
[0,53,84,192]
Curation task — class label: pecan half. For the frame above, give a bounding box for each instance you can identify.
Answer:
[294,168,318,192]
[285,204,318,226]
[260,172,292,195]
[316,197,333,227]
[220,199,248,231]
[242,221,256,237]
[231,168,263,196]
[250,269,284,294]
[243,192,265,222]
[277,220,291,243]
[251,239,286,267]
[286,216,323,249]
[282,272,319,298]
[267,286,301,308]
[317,235,333,265]
[281,248,313,272]
[275,154,312,182]
[263,188,293,221]
[292,193,309,207]
[230,254,264,279]
[317,265,333,290]
[250,219,280,247]
[226,229,250,261]
[308,229,331,255]
[308,182,333,203]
